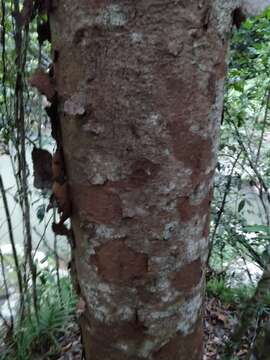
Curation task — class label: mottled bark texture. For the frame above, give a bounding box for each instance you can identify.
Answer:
[49,1,235,359]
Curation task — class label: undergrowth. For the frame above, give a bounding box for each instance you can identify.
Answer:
[0,270,76,360]
[207,278,255,306]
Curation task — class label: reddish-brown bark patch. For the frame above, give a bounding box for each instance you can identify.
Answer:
[52,150,65,182]
[153,318,203,360]
[129,158,160,188]
[214,44,229,80]
[52,181,71,220]
[207,72,217,103]
[29,70,55,101]
[84,0,110,10]
[73,27,88,44]
[94,240,148,283]
[172,127,213,185]
[72,184,122,224]
[165,77,196,113]
[163,75,213,188]
[107,158,160,192]
[202,211,211,239]
[172,259,202,293]
[80,314,148,360]
[178,191,212,223]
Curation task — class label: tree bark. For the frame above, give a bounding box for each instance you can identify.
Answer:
[49,1,237,359]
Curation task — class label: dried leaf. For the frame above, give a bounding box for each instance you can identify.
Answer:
[62,343,72,352]
[217,313,227,323]
[37,21,51,44]
[76,297,86,315]
[32,147,52,190]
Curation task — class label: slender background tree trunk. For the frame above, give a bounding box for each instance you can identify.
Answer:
[49,1,237,359]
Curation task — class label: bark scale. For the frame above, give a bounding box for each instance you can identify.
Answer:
[49,1,235,359]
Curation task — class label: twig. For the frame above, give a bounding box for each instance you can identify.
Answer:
[54,210,63,305]
[0,249,13,329]
[208,151,242,264]
[0,175,23,307]
[13,0,38,320]
[255,87,270,165]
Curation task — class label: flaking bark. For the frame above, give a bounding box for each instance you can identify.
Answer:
[49,1,237,359]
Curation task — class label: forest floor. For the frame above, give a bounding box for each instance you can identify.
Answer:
[204,297,239,359]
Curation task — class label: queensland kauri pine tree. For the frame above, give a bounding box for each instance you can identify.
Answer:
[33,0,270,359]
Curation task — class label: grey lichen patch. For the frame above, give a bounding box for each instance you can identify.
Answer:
[138,300,181,324]
[82,121,105,135]
[97,4,128,27]
[86,154,124,184]
[64,93,86,116]
[161,288,177,303]
[90,173,106,185]
[116,305,135,321]
[186,236,208,263]
[147,113,161,127]
[163,221,178,241]
[71,4,128,32]
[95,224,126,240]
[145,113,168,138]
[150,277,171,294]
[159,182,176,195]
[137,296,202,341]
[115,342,130,352]
[121,202,149,219]
[133,112,168,145]
[130,32,144,44]
[62,4,129,48]
[138,339,158,358]
[82,279,136,323]
[156,277,181,304]
[208,77,226,153]
[213,0,241,38]
[149,255,178,274]
[97,282,111,293]
[157,162,193,198]
[167,39,184,57]
[115,339,157,359]
[177,293,203,335]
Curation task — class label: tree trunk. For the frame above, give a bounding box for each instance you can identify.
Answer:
[49,1,237,359]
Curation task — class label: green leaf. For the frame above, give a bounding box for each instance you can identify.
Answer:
[233,81,244,92]
[238,199,246,212]
[36,204,46,223]
[243,225,270,233]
